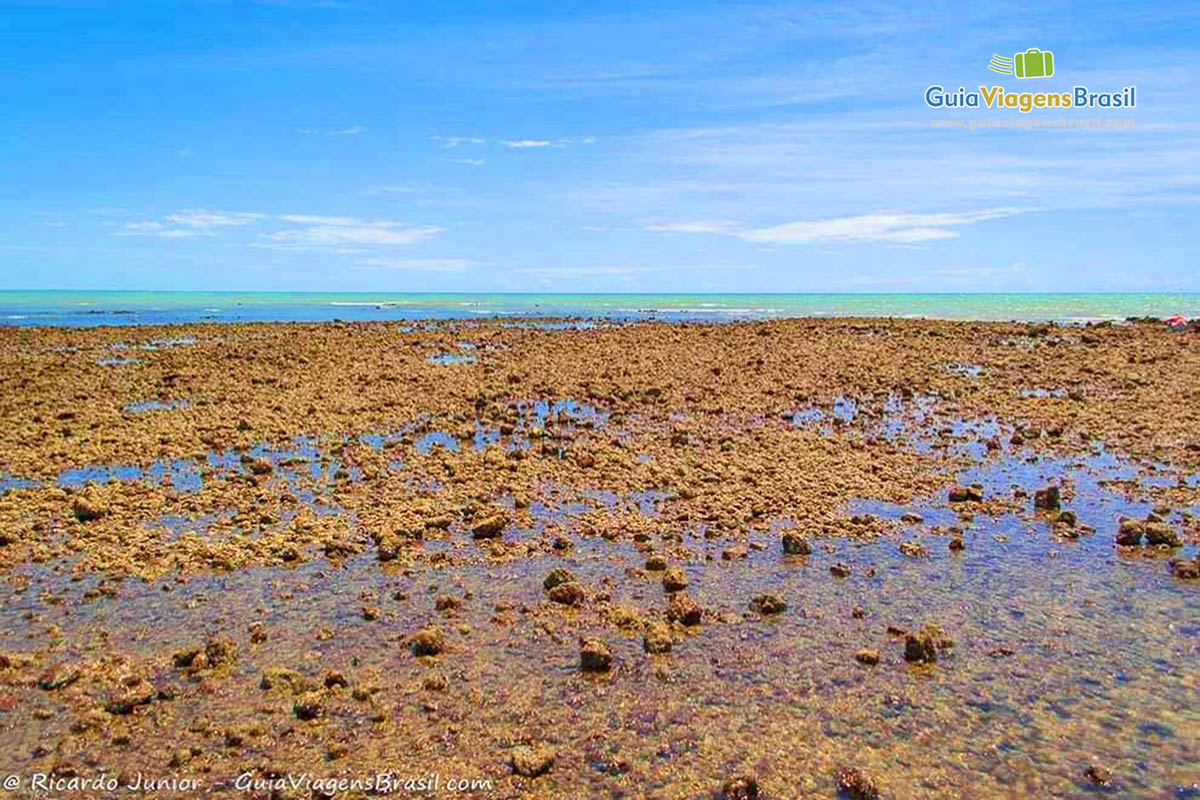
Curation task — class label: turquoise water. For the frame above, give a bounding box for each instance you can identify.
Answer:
[1,291,1197,327]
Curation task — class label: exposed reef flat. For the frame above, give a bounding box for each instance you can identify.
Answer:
[0,317,1197,798]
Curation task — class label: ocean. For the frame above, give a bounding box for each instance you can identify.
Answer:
[1,291,1197,327]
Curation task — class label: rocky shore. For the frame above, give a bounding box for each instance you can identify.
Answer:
[0,317,1197,798]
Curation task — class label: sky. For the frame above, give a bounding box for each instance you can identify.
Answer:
[1,0,1197,293]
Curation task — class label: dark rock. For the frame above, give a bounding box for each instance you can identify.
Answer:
[1144,522,1180,547]
[292,691,325,720]
[71,493,107,523]
[836,767,880,800]
[829,562,851,578]
[720,775,759,799]
[1083,763,1111,786]
[898,541,928,558]
[749,594,786,615]
[642,623,673,654]
[948,485,983,503]
[105,681,155,715]
[1034,485,1061,511]
[471,514,507,539]
[435,595,461,613]
[38,665,81,691]
[543,567,575,590]
[948,536,965,551]
[579,638,613,672]
[205,637,238,668]
[547,582,585,607]
[644,555,668,571]
[260,667,310,693]
[1116,519,1144,546]
[1170,557,1200,580]
[511,745,555,778]
[782,532,811,555]
[904,624,951,664]
[667,592,703,626]
[854,648,880,666]
[411,626,445,656]
[662,566,688,592]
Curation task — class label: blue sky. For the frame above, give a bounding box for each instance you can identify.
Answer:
[1,0,1197,292]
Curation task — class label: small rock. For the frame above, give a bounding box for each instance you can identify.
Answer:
[1143,522,1180,547]
[323,671,349,689]
[749,594,786,615]
[642,623,673,654]
[1056,510,1077,527]
[948,536,965,551]
[260,667,309,693]
[721,546,747,561]
[666,592,703,626]
[898,541,928,558]
[471,514,507,539]
[511,744,556,778]
[292,691,325,721]
[38,665,81,691]
[435,595,460,613]
[1170,557,1200,580]
[644,555,668,571]
[411,626,445,657]
[836,767,880,800]
[105,681,155,715]
[543,568,575,590]
[854,648,880,666]
[904,623,952,664]
[547,582,585,607]
[781,532,811,555]
[662,566,688,592]
[71,493,107,523]
[1116,519,1144,546]
[948,485,983,503]
[204,637,238,668]
[422,672,448,692]
[1083,763,1111,786]
[720,775,759,800]
[1034,485,1061,510]
[579,638,612,672]
[829,562,851,578]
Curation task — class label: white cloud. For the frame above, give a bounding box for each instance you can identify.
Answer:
[432,136,486,148]
[278,214,370,226]
[361,257,473,271]
[264,223,443,247]
[115,221,200,238]
[451,158,485,166]
[738,208,1028,245]
[644,208,1029,246]
[165,210,265,230]
[115,209,263,238]
[500,137,595,149]
[644,220,740,234]
[297,126,366,136]
[501,139,552,149]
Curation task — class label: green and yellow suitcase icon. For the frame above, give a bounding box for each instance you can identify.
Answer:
[988,48,1054,78]
[1014,48,1054,78]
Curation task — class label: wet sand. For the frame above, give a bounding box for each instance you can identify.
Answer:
[0,317,1197,799]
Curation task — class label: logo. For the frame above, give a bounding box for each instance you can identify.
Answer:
[989,49,1055,79]
[924,47,1135,113]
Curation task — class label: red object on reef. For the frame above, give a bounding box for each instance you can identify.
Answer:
[1165,314,1188,329]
